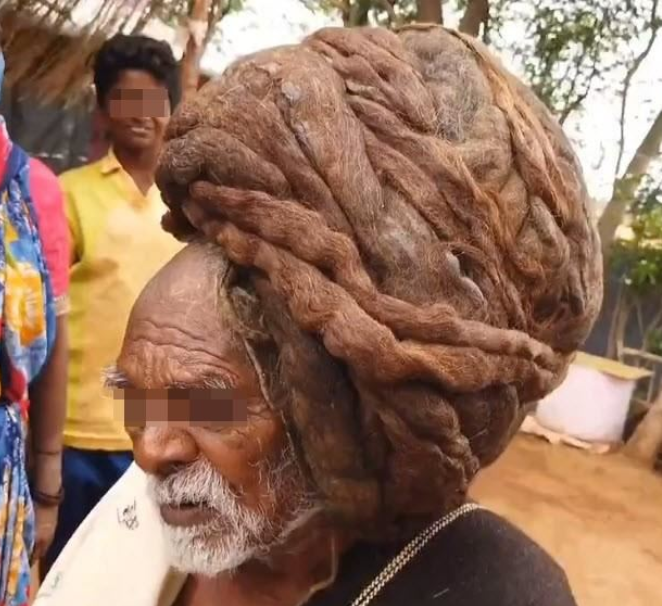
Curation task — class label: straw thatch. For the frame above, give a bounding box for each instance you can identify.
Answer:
[0,0,231,103]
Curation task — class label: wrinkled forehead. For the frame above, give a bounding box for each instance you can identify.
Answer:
[118,243,250,386]
[131,241,231,317]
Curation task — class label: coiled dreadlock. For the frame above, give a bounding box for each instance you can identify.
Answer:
[157,25,602,532]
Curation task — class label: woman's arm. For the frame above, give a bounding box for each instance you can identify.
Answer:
[29,315,68,469]
[28,315,68,561]
[28,157,71,559]
[28,158,70,468]
[29,314,68,485]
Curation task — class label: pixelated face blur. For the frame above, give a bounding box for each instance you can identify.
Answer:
[109,244,318,577]
[103,69,170,152]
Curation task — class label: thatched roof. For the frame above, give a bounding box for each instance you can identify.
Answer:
[0,1,229,104]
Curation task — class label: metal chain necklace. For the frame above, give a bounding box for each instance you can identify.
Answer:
[350,503,482,606]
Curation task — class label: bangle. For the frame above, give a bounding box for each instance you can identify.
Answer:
[33,450,63,457]
[31,486,64,507]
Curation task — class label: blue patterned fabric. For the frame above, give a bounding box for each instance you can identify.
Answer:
[0,97,56,604]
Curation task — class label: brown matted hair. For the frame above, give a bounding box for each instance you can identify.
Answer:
[156,25,602,534]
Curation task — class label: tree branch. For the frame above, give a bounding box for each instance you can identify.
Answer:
[375,0,397,24]
[459,0,489,37]
[557,54,601,125]
[598,107,662,260]
[180,0,212,102]
[348,0,373,26]
[204,0,230,46]
[323,0,351,24]
[615,0,661,179]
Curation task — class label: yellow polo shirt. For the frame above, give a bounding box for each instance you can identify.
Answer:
[62,151,182,451]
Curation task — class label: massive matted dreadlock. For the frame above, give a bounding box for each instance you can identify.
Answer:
[156,25,602,532]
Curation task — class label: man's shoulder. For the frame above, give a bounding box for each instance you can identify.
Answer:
[59,158,106,189]
[412,508,577,606]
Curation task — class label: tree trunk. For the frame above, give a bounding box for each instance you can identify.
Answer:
[459,0,489,37]
[624,390,662,468]
[416,0,443,24]
[598,107,662,262]
[349,0,373,26]
[180,0,212,102]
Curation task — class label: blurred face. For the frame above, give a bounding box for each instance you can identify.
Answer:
[103,69,170,153]
[110,244,318,576]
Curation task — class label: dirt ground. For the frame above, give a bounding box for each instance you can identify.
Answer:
[471,435,662,606]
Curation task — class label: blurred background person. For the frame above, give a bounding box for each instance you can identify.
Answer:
[0,42,69,606]
[40,34,183,577]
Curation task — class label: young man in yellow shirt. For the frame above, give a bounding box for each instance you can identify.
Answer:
[42,34,183,574]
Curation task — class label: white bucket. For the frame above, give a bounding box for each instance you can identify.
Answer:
[535,358,644,444]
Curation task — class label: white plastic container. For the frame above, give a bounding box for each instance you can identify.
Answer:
[534,353,651,444]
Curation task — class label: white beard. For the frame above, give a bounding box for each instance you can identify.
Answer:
[147,453,318,577]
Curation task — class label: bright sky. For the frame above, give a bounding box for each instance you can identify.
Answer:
[201,0,662,205]
[76,0,662,204]
[563,37,662,203]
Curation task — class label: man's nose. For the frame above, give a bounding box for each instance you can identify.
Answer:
[128,115,150,124]
[133,427,199,478]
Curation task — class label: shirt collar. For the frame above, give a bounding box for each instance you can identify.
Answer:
[99,149,123,176]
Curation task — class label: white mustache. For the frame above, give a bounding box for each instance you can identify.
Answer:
[147,454,321,576]
[148,458,242,513]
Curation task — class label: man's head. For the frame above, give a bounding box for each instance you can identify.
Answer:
[122,25,602,575]
[93,34,180,154]
[112,243,318,576]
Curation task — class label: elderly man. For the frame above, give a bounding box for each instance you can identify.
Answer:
[36,24,601,606]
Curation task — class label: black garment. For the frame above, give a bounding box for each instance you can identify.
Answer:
[309,508,576,606]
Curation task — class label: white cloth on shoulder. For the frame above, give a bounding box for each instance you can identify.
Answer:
[35,463,186,606]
